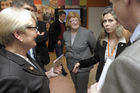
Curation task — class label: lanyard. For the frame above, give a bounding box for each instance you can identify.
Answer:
[108,39,116,57]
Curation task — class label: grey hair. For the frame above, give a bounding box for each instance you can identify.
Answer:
[0,7,37,45]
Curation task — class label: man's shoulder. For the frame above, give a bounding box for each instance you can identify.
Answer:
[102,40,140,93]
[52,19,60,24]
[114,40,140,65]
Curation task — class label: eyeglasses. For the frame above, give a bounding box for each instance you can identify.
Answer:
[24,8,34,12]
[70,19,79,23]
[27,26,38,32]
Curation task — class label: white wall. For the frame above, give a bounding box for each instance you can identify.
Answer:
[88,7,105,39]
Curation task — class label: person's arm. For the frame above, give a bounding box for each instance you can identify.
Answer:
[79,56,98,68]
[79,41,101,68]
[72,56,98,73]
[72,41,100,73]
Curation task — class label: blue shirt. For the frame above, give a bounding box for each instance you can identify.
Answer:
[130,23,140,43]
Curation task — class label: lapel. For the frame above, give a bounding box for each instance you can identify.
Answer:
[67,31,72,46]
[71,27,81,47]
[27,54,45,74]
[133,35,140,44]
[0,48,45,76]
[102,41,107,60]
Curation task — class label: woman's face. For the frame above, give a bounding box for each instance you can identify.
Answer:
[20,19,39,49]
[69,17,80,31]
[102,13,118,34]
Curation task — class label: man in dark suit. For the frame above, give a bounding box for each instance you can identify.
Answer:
[89,0,140,93]
[48,11,66,53]
[0,44,2,49]
[33,6,50,71]
[49,11,67,76]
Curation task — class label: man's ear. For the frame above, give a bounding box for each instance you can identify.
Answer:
[13,31,23,42]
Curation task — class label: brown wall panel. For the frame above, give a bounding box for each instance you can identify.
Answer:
[87,0,110,7]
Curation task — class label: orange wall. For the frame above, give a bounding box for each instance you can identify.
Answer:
[87,0,110,7]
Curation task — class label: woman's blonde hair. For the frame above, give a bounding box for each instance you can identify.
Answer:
[66,12,81,30]
[99,8,124,45]
[0,7,37,45]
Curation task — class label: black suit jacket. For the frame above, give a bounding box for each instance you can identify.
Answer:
[0,48,50,93]
[48,19,65,52]
[79,40,127,81]
[0,44,3,49]
[36,21,50,67]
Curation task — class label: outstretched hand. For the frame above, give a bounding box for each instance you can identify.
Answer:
[45,65,62,78]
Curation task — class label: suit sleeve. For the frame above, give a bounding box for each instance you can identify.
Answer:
[102,55,140,93]
[0,76,30,93]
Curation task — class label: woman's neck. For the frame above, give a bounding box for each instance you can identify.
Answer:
[108,33,118,49]
[108,32,117,40]
[71,29,78,34]
[5,43,27,57]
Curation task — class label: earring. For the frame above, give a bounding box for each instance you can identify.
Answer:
[20,39,23,42]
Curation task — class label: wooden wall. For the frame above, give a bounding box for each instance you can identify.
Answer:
[86,0,110,28]
[87,0,110,7]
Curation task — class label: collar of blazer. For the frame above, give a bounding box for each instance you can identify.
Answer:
[0,48,46,76]
[132,34,140,44]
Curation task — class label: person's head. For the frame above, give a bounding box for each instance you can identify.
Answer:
[66,12,81,31]
[110,0,140,32]
[0,7,38,49]
[11,0,34,12]
[99,8,124,41]
[1,1,11,10]
[58,11,66,22]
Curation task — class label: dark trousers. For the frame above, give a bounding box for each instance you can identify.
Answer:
[55,40,67,75]
[55,40,64,58]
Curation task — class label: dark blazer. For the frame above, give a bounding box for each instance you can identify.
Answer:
[48,19,65,52]
[79,39,127,81]
[0,48,50,93]
[36,21,50,69]
[0,44,2,48]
